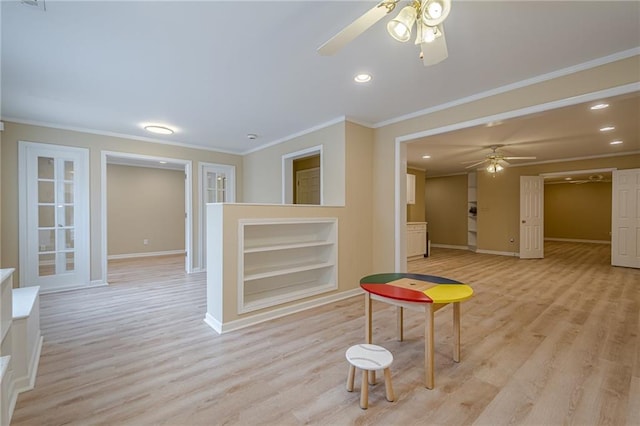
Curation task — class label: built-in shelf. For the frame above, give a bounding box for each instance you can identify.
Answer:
[468,172,478,251]
[239,218,337,314]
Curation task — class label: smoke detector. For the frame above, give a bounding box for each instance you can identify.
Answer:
[21,0,46,11]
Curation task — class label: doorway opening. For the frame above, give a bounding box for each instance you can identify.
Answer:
[282,145,323,205]
[100,152,192,284]
[541,168,615,254]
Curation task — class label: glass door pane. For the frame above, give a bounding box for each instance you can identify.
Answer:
[37,156,77,277]
[206,171,226,203]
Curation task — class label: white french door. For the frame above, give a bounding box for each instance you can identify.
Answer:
[520,176,544,259]
[19,142,90,291]
[612,168,640,268]
[199,163,235,271]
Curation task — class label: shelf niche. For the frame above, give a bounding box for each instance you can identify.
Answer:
[468,172,478,252]
[239,218,338,313]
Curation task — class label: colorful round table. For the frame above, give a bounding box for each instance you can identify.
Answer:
[360,273,473,389]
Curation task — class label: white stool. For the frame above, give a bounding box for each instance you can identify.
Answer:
[345,344,395,409]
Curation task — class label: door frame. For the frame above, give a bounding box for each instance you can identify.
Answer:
[392,83,638,270]
[18,141,91,290]
[100,151,193,282]
[197,162,236,272]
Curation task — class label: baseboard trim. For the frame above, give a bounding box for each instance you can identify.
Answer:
[430,244,469,250]
[476,249,519,257]
[204,288,363,334]
[107,250,185,260]
[544,238,611,245]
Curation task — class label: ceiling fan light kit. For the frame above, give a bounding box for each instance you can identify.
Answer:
[465,145,537,175]
[318,0,452,66]
[387,5,418,42]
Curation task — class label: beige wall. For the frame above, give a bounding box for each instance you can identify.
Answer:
[424,174,468,246]
[476,154,639,252]
[423,156,638,251]
[1,122,243,285]
[372,55,640,269]
[243,122,345,205]
[407,167,426,222]
[107,164,185,256]
[544,182,612,242]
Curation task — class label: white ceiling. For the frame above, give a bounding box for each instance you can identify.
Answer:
[2,0,639,171]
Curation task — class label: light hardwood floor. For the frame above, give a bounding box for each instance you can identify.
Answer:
[10,242,640,425]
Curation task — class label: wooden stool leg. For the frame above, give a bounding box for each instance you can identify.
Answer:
[360,369,369,409]
[365,293,376,385]
[383,368,395,402]
[453,302,461,363]
[368,369,376,385]
[347,365,355,391]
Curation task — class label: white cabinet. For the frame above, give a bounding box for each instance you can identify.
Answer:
[407,222,427,259]
[407,173,416,205]
[239,218,337,313]
[468,172,477,251]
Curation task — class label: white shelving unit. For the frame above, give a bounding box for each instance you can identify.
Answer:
[468,172,478,252]
[239,218,337,313]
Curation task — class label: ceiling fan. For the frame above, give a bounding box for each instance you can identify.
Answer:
[463,145,537,173]
[318,0,452,66]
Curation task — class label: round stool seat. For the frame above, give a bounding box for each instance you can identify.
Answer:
[346,344,393,370]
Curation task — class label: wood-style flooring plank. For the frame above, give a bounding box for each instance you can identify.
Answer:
[10,243,640,425]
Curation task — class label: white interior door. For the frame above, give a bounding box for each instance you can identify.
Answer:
[520,176,544,259]
[19,142,90,291]
[199,163,235,271]
[612,168,640,268]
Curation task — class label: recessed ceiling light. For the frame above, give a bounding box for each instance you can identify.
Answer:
[354,73,372,83]
[590,103,609,110]
[144,125,174,135]
[610,140,623,145]
[599,126,615,132]
[159,161,167,164]
[564,177,572,181]
[422,155,431,159]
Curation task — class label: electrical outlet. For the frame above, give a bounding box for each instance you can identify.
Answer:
[143,239,149,245]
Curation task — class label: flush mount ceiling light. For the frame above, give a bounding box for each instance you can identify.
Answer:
[590,103,609,110]
[318,0,452,67]
[354,73,372,83]
[144,125,174,135]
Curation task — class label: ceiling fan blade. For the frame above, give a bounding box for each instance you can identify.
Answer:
[464,159,488,169]
[498,159,510,167]
[504,156,537,160]
[318,2,395,56]
[420,25,448,66]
